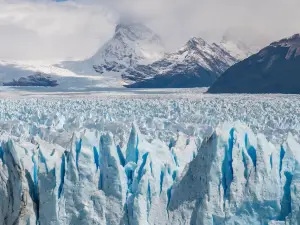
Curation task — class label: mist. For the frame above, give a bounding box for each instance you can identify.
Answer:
[0,0,299,61]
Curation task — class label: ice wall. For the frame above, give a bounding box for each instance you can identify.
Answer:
[0,122,299,225]
[168,123,300,224]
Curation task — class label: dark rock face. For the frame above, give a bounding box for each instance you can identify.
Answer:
[122,65,158,82]
[3,72,58,87]
[93,62,127,74]
[125,63,217,88]
[208,34,300,94]
[60,23,238,88]
[124,37,238,88]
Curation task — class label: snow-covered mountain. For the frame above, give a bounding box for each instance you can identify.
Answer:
[0,60,121,91]
[61,23,165,77]
[61,24,240,88]
[96,23,165,65]
[208,33,300,93]
[125,37,238,88]
[164,37,237,74]
[220,36,256,60]
[0,24,247,90]
[218,27,271,60]
[0,24,272,90]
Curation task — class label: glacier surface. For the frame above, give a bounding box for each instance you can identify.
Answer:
[0,92,300,224]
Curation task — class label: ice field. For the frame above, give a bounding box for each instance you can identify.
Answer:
[1,89,299,144]
[0,89,300,224]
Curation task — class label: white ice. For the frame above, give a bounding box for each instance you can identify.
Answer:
[0,92,300,224]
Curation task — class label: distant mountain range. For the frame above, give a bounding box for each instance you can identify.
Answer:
[125,37,238,88]
[5,22,298,93]
[61,23,252,88]
[208,34,300,93]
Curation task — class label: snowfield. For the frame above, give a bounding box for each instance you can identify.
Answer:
[0,90,300,224]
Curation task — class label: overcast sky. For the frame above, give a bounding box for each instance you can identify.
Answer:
[0,0,299,61]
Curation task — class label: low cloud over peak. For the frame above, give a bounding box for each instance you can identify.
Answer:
[0,0,299,61]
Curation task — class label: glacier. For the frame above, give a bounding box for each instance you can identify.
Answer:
[0,122,300,224]
[0,93,300,224]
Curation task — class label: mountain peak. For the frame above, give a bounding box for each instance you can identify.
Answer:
[188,37,207,46]
[114,23,162,43]
[61,22,165,78]
[182,37,209,52]
[115,23,130,32]
[125,35,239,88]
[89,22,164,72]
[115,23,146,34]
[175,36,237,73]
[208,34,300,94]
[271,33,300,47]
[291,33,300,39]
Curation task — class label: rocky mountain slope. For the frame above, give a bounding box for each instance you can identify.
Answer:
[0,23,245,90]
[61,23,240,88]
[0,24,271,90]
[208,34,300,93]
[3,72,58,87]
[61,23,165,77]
[125,37,238,88]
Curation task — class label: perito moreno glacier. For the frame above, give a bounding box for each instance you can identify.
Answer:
[0,95,300,225]
[1,1,300,225]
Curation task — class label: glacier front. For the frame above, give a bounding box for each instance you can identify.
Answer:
[0,121,300,224]
[0,92,300,224]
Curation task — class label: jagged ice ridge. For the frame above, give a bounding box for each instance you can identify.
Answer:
[0,94,300,224]
[0,122,300,224]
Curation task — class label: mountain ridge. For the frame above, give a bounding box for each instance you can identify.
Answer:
[0,23,260,90]
[208,33,300,93]
[124,35,238,88]
[60,22,165,78]
[60,23,242,88]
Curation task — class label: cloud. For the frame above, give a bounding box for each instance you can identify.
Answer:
[0,1,115,61]
[93,0,300,49]
[0,0,299,61]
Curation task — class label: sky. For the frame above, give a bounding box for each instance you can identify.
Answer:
[0,0,299,61]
